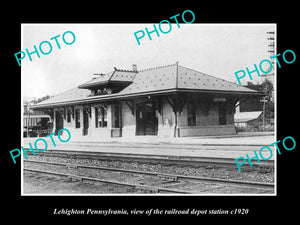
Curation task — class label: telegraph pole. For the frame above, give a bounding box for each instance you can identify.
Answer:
[261,31,275,84]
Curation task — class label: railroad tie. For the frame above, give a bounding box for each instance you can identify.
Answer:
[135,186,159,194]
[67,175,83,182]
[157,174,178,182]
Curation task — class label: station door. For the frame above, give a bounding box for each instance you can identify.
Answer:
[136,102,158,135]
[83,109,89,136]
[55,111,64,135]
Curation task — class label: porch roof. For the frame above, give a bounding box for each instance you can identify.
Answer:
[32,63,262,109]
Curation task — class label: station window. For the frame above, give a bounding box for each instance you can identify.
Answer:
[218,102,227,125]
[75,109,80,128]
[32,118,37,126]
[112,104,120,128]
[95,106,107,128]
[187,100,196,126]
[67,110,71,123]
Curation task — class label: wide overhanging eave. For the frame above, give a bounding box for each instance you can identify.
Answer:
[31,88,263,109]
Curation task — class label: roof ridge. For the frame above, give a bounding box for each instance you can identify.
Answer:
[138,62,177,72]
[114,68,138,73]
[108,69,116,82]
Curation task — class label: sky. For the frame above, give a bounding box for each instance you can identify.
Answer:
[21,23,275,99]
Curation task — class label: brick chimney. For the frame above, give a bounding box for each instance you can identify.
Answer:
[132,64,137,72]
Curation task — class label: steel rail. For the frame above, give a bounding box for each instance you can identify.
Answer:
[24,159,274,190]
[23,149,274,169]
[23,168,193,194]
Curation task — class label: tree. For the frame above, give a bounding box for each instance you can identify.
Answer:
[261,80,274,119]
[31,95,50,104]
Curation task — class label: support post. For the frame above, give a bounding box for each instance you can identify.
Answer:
[124,100,135,115]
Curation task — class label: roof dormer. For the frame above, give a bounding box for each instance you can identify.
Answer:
[78,65,138,95]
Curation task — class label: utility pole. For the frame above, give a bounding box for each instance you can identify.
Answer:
[261,31,275,84]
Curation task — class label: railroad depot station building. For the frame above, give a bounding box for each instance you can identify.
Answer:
[31,63,262,139]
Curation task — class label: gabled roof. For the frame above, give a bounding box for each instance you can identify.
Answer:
[36,87,90,106]
[32,63,262,109]
[119,64,177,94]
[234,111,263,123]
[119,63,257,95]
[177,65,255,92]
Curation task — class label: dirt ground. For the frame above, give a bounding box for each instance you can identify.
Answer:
[23,171,135,194]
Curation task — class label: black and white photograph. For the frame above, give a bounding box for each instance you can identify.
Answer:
[21,23,276,195]
[4,5,299,220]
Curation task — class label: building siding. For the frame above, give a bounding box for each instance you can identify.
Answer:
[54,95,237,139]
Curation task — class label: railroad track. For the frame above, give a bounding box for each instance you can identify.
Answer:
[24,159,274,194]
[24,149,274,170]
